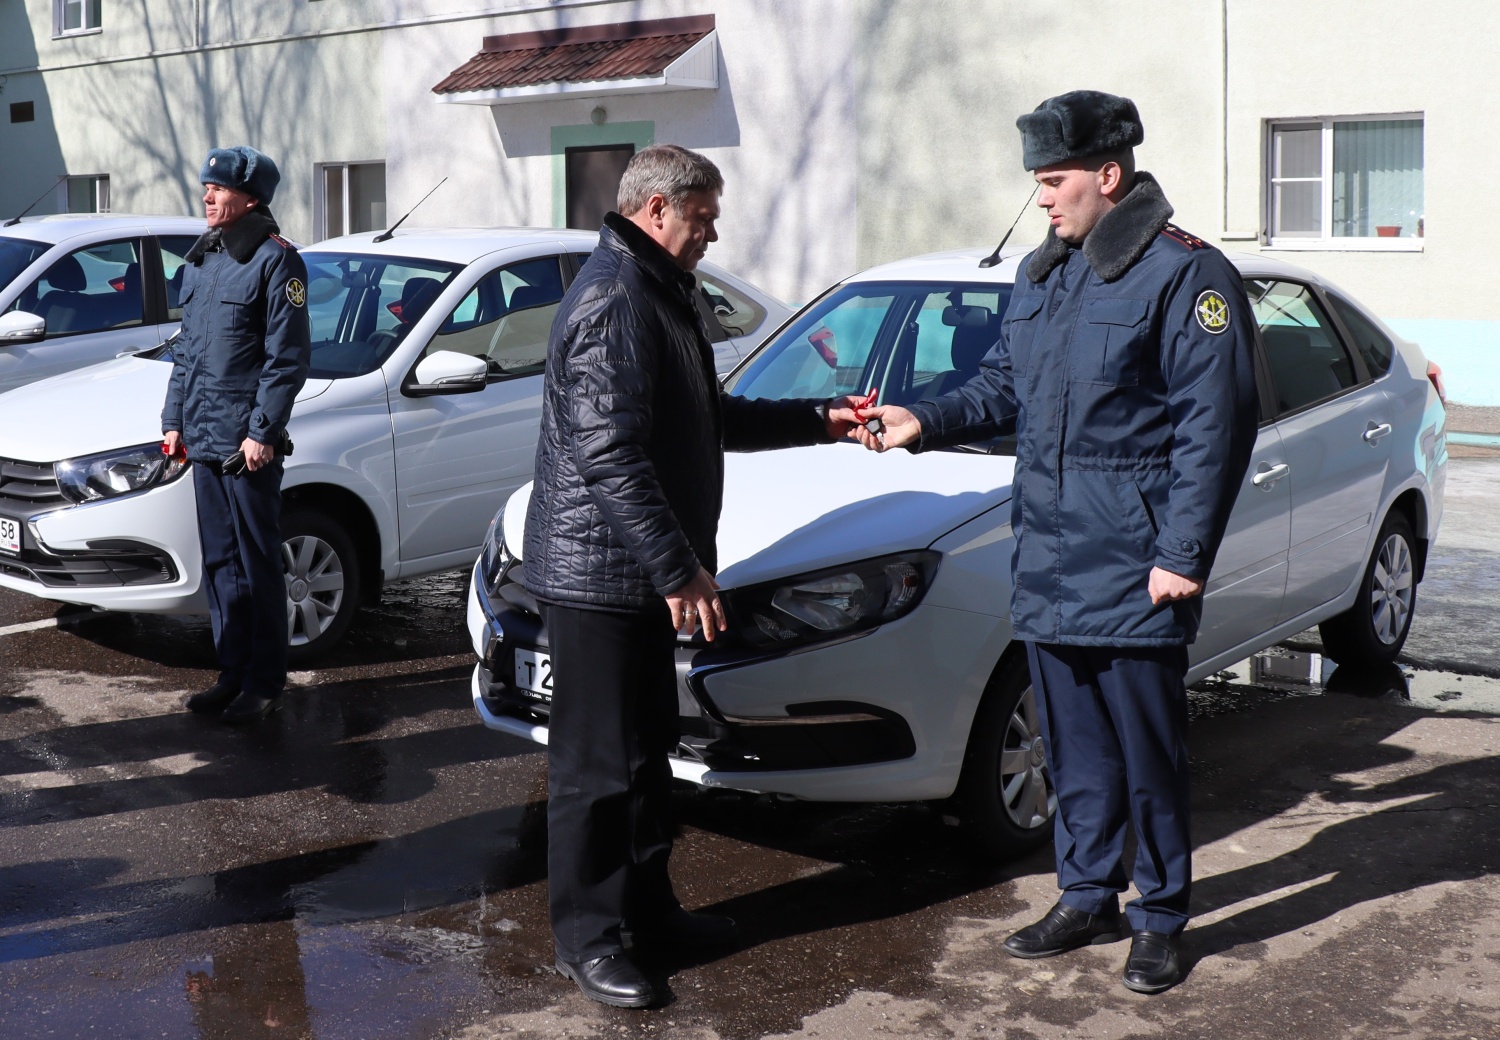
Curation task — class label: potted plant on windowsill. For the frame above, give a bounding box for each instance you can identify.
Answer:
[1375,225,1402,237]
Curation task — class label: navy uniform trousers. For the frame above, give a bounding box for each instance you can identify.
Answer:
[540,600,681,963]
[194,459,288,700]
[1026,641,1192,936]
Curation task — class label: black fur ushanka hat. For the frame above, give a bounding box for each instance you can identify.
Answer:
[1016,90,1144,171]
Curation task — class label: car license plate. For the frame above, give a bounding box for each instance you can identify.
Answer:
[514,647,553,699]
[0,516,19,556]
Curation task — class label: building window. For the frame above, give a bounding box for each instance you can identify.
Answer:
[54,0,102,36]
[317,162,387,240]
[65,175,109,213]
[1267,116,1423,248]
[9,102,36,123]
[565,145,635,230]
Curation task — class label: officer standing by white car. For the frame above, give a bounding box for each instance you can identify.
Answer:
[848,91,1259,992]
[162,146,310,724]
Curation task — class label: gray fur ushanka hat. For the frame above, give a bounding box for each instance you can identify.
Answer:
[1016,90,1144,171]
[199,146,281,204]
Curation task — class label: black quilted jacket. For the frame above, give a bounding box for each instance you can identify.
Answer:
[521,213,831,610]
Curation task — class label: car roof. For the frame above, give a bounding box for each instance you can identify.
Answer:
[303,226,602,265]
[0,213,205,244]
[845,245,1331,290]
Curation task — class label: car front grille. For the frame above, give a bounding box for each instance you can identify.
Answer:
[0,457,65,512]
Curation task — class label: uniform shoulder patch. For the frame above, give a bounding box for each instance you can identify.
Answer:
[286,278,306,308]
[1194,289,1230,334]
[1160,224,1208,251]
[268,232,292,249]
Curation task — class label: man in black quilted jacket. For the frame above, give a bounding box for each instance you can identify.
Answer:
[522,144,855,1008]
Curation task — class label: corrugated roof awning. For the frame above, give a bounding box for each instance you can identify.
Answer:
[432,15,718,106]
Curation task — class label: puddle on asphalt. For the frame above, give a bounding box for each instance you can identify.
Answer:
[1193,646,1500,717]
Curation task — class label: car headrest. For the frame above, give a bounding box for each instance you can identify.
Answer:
[508,284,558,311]
[950,317,1001,372]
[44,253,86,292]
[397,277,443,325]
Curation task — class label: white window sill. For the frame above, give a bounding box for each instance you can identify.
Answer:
[52,27,103,39]
[1265,238,1424,253]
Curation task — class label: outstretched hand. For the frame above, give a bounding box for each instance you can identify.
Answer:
[831,404,922,452]
[821,395,865,440]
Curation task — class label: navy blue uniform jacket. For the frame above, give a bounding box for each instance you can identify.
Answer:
[908,174,1258,646]
[162,208,310,462]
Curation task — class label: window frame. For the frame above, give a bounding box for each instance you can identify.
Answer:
[414,254,569,385]
[11,236,149,340]
[314,161,388,241]
[53,0,102,37]
[61,174,110,214]
[1243,277,1374,423]
[1264,113,1424,252]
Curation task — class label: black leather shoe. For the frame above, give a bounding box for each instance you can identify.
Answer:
[627,907,739,948]
[555,953,656,1008]
[1122,930,1182,993]
[186,682,239,715]
[1002,901,1125,959]
[221,691,282,724]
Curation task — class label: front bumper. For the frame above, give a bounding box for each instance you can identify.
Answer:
[0,468,206,613]
[466,559,1006,803]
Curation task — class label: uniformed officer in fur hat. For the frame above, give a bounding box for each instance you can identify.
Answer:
[841,90,1259,992]
[163,146,310,723]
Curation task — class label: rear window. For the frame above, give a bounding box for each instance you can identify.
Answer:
[1326,291,1395,377]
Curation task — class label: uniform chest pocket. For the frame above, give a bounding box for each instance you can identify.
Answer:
[215,282,264,332]
[1074,298,1150,386]
[1001,295,1046,375]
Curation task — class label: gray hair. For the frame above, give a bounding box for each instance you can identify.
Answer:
[616,144,724,216]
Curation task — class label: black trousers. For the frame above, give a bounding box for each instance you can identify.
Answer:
[541,601,682,962]
[1025,641,1192,936]
[194,459,287,698]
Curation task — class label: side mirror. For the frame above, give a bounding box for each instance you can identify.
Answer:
[405,350,488,396]
[0,311,46,346]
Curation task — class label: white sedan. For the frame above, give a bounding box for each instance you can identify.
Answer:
[0,227,789,660]
[0,214,206,392]
[468,246,1448,854]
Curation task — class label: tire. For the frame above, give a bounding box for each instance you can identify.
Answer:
[956,653,1057,859]
[1318,510,1417,666]
[280,507,362,664]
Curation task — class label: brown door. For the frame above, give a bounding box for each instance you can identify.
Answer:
[565,145,635,230]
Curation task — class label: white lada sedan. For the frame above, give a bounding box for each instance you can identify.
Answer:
[468,246,1448,855]
[0,227,788,660]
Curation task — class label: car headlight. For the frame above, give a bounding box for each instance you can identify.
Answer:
[726,551,940,649]
[55,443,189,505]
[479,507,511,594]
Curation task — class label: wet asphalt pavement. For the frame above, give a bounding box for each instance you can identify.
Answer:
[2,462,1499,1039]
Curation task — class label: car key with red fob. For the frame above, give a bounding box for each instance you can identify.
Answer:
[162,438,187,462]
[853,386,883,436]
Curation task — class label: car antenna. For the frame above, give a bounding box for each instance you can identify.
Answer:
[977,184,1040,268]
[3,175,66,228]
[372,177,447,243]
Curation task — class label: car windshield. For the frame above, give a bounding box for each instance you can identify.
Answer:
[299,252,463,378]
[0,237,49,297]
[725,279,1015,452]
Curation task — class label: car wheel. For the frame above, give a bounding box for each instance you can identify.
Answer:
[956,653,1056,858]
[1318,511,1417,666]
[280,508,362,663]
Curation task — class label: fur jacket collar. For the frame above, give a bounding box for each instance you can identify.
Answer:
[1025,171,1174,284]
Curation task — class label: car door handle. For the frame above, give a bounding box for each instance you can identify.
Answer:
[1363,422,1393,444]
[1252,463,1290,488]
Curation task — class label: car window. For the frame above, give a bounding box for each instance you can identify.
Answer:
[424,256,566,379]
[1326,291,1394,377]
[1243,278,1360,415]
[9,239,145,337]
[727,281,1010,411]
[697,272,767,340]
[158,235,200,322]
[300,253,462,378]
[0,237,49,294]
